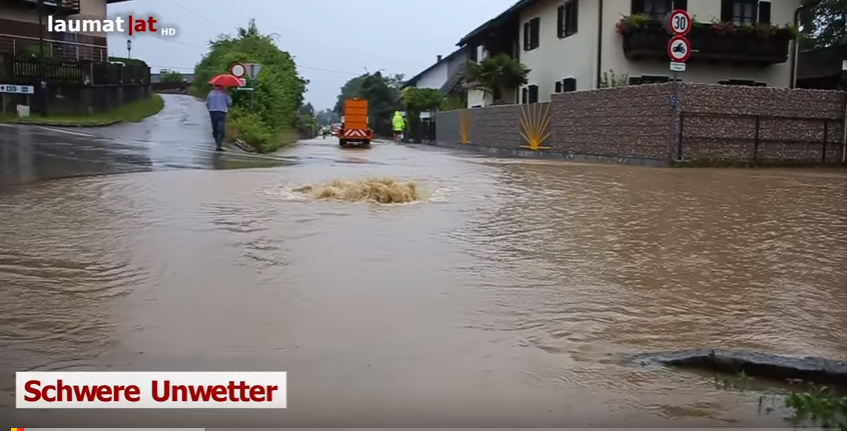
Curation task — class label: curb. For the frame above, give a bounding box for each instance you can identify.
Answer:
[1,119,123,128]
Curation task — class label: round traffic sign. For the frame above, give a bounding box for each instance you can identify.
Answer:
[230,62,246,78]
[667,9,691,36]
[668,36,691,62]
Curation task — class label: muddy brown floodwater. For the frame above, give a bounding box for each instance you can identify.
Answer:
[1,138,846,427]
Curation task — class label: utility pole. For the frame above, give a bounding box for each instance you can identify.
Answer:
[37,0,47,116]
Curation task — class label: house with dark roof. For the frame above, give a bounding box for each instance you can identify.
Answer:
[403,48,468,95]
[0,0,132,62]
[457,0,803,107]
[797,43,847,90]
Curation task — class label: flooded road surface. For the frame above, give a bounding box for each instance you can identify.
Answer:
[2,96,847,427]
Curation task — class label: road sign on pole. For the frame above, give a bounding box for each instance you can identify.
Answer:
[667,9,691,36]
[230,62,246,78]
[244,63,262,79]
[668,36,691,63]
[670,62,686,72]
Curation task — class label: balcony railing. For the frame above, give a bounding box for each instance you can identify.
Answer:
[619,20,792,65]
[16,0,81,15]
[0,33,107,63]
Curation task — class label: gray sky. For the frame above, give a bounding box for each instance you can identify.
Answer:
[107,0,517,110]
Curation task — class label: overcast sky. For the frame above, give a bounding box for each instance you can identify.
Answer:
[106,0,517,110]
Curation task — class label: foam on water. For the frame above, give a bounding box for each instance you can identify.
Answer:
[285,177,430,204]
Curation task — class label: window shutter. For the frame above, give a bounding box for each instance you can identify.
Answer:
[557,5,564,38]
[532,17,540,47]
[631,0,644,14]
[571,0,578,33]
[720,0,733,22]
[674,0,687,10]
[529,85,539,103]
[523,22,530,50]
[758,1,771,23]
[555,81,563,92]
[563,77,576,92]
[521,87,528,104]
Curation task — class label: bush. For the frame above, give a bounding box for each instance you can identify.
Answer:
[227,108,275,151]
[193,19,307,153]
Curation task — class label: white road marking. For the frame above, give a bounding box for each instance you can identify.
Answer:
[37,126,94,137]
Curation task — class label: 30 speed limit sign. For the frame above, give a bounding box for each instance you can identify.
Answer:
[667,9,691,36]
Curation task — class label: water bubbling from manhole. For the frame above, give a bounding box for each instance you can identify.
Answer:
[290,177,425,204]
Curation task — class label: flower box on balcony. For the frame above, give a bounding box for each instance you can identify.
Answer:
[617,16,794,65]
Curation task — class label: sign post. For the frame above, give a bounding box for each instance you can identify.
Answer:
[244,63,262,109]
[666,9,691,160]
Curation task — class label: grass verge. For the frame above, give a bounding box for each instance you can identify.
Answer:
[1,94,165,127]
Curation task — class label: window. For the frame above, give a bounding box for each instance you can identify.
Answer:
[523,17,540,51]
[557,0,578,38]
[522,85,539,103]
[720,0,768,25]
[555,81,563,93]
[528,85,539,103]
[641,0,671,20]
[561,77,576,92]
[470,44,484,62]
[631,0,686,18]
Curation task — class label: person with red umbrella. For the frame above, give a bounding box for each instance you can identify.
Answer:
[206,74,239,151]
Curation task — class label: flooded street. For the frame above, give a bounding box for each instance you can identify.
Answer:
[2,96,847,427]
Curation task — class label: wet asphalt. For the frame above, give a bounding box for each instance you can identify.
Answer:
[0,94,293,190]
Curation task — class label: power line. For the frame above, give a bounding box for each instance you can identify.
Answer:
[167,0,218,27]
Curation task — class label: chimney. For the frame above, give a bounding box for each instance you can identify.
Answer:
[437,55,442,62]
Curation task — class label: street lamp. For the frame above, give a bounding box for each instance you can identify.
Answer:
[126,39,132,58]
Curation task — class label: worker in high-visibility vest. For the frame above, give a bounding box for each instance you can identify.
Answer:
[392,111,405,143]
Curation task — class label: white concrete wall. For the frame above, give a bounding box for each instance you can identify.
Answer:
[519,0,598,101]
[415,61,449,90]
[601,0,801,88]
[467,89,490,108]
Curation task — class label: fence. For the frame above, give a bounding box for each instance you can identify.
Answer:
[434,83,846,165]
[678,112,844,163]
[2,54,151,86]
[0,33,107,63]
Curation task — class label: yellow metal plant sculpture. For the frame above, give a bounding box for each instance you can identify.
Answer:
[458,110,472,144]
[519,102,551,150]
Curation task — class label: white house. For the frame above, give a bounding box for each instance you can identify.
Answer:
[403,48,468,94]
[457,0,803,106]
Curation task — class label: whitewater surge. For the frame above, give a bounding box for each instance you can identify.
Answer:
[288,177,427,204]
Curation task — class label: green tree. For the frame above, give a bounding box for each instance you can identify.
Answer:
[334,72,402,136]
[161,70,183,83]
[401,87,443,142]
[193,18,307,152]
[800,0,847,47]
[462,54,530,104]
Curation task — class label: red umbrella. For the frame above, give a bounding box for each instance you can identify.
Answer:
[208,74,242,87]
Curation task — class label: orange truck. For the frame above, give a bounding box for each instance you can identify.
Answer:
[339,98,373,148]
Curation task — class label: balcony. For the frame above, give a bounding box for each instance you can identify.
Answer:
[0,34,106,62]
[617,17,793,66]
[14,0,81,15]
